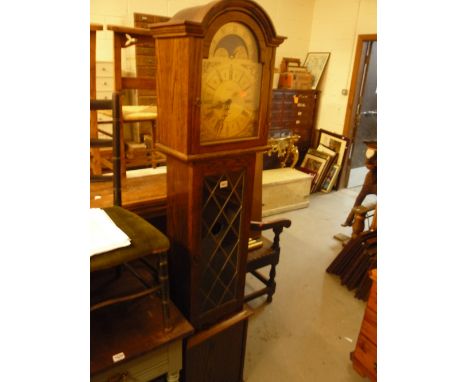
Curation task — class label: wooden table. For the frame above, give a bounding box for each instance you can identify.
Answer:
[90,173,167,220]
[91,295,193,382]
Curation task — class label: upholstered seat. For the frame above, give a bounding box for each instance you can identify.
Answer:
[91,206,169,272]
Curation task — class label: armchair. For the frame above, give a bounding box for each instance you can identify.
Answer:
[244,219,292,303]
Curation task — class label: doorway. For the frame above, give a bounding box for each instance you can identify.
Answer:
[341,34,377,189]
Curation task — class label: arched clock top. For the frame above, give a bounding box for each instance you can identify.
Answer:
[153,0,286,51]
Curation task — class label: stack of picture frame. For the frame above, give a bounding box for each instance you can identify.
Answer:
[298,129,350,193]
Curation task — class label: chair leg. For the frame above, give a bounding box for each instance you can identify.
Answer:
[158,251,172,331]
[266,263,277,303]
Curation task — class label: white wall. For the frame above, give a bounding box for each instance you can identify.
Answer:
[90,0,316,68]
[90,0,376,135]
[307,0,377,135]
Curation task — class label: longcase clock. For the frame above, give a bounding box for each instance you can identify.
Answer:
[151,0,284,332]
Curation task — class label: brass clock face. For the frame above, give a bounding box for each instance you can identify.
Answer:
[200,22,262,144]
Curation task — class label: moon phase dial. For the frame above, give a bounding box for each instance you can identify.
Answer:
[200,22,262,144]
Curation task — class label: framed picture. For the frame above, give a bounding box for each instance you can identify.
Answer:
[316,143,337,162]
[297,167,318,184]
[301,152,329,193]
[317,129,350,168]
[321,165,341,193]
[303,52,330,89]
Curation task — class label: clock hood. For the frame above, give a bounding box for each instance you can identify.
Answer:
[152,0,285,47]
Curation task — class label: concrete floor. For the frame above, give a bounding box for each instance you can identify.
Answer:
[243,187,370,382]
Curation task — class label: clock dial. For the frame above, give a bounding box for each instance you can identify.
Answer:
[200,22,262,144]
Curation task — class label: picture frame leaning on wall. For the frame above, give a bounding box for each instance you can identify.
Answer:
[302,148,333,193]
[303,52,330,89]
[317,129,351,190]
[317,129,350,168]
[321,164,341,193]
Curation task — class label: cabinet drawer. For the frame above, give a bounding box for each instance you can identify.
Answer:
[282,112,313,123]
[136,55,155,66]
[96,91,113,101]
[96,62,114,77]
[96,78,113,91]
[291,128,310,139]
[92,341,180,382]
[135,66,156,78]
[271,110,282,122]
[283,121,312,131]
[272,92,285,101]
[136,46,155,56]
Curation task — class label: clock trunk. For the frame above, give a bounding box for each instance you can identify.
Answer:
[165,154,255,329]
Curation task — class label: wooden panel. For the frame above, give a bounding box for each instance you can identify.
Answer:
[90,173,167,219]
[133,13,170,105]
[155,36,202,155]
[353,336,377,381]
[359,317,376,346]
[184,309,251,382]
[367,282,377,313]
[352,269,377,382]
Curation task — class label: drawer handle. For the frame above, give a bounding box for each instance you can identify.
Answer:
[295,120,300,124]
[297,111,302,116]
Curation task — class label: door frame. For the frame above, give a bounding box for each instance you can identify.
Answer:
[338,33,377,189]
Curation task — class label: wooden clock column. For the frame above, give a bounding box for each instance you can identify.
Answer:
[151,2,284,381]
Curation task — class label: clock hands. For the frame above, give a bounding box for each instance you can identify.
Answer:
[214,99,232,136]
[208,98,232,110]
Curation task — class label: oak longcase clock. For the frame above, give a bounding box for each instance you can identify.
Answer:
[151,0,285,331]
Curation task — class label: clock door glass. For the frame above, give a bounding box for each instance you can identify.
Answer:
[200,22,262,144]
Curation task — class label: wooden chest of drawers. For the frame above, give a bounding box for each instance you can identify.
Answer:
[95,61,114,100]
[351,269,377,381]
[267,89,320,168]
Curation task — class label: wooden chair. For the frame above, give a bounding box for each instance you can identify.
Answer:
[90,93,171,330]
[244,219,291,303]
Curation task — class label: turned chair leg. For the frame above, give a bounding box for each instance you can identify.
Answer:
[158,251,172,331]
[266,263,277,302]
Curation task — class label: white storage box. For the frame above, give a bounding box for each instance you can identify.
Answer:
[262,168,312,217]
